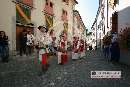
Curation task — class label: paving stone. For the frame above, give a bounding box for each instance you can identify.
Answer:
[0,50,130,87]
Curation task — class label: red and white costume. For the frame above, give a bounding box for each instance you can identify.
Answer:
[72,37,80,60]
[57,37,67,64]
[79,39,86,58]
[35,29,52,65]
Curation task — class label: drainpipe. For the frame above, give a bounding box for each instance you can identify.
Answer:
[107,0,109,29]
[96,20,98,49]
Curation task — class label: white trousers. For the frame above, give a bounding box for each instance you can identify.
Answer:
[80,51,86,58]
[72,52,79,60]
[58,52,62,64]
[39,49,46,62]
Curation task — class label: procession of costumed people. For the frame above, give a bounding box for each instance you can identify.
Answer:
[34,26,69,72]
[72,37,80,60]
[57,32,68,65]
[72,36,86,60]
[34,25,87,73]
[79,39,86,58]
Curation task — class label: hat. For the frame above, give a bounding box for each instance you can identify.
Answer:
[42,25,47,29]
[38,26,42,30]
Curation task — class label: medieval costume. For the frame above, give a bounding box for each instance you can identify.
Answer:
[72,37,80,60]
[79,39,86,59]
[110,33,120,62]
[57,35,68,65]
[34,26,52,72]
[26,31,35,56]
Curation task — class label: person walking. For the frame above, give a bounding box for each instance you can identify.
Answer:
[26,30,35,56]
[57,38,62,64]
[0,31,9,62]
[52,37,57,56]
[57,33,68,65]
[102,35,111,62]
[110,33,120,62]
[72,37,80,60]
[19,29,27,56]
[35,26,51,72]
[79,39,86,59]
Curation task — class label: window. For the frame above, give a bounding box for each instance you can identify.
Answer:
[65,11,67,15]
[62,9,67,21]
[63,10,65,14]
[50,2,53,7]
[62,10,67,15]
[46,0,48,5]
[62,0,69,5]
[63,0,66,2]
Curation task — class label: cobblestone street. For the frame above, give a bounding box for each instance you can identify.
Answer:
[0,50,130,87]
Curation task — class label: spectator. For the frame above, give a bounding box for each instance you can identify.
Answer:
[110,33,120,62]
[0,31,9,62]
[19,29,27,56]
[26,30,35,56]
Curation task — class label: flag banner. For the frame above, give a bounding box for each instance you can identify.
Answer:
[63,22,68,32]
[45,14,53,30]
[16,4,31,23]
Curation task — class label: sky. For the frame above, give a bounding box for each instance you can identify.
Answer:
[75,0,99,32]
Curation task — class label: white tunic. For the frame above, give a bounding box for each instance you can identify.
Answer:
[34,29,46,61]
[72,40,80,60]
[26,34,35,46]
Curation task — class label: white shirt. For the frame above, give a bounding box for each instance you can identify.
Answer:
[111,34,118,43]
[26,34,35,46]
[34,29,45,46]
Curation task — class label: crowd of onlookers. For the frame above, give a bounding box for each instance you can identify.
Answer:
[102,32,120,63]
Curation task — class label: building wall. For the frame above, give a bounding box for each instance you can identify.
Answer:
[97,9,102,41]
[117,0,130,65]
[100,0,130,65]
[73,10,86,41]
[91,23,97,48]
[118,0,130,34]
[0,0,77,51]
[32,0,75,42]
[0,0,16,51]
[56,0,74,42]
[31,0,45,27]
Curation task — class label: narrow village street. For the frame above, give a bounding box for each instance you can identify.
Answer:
[0,50,130,87]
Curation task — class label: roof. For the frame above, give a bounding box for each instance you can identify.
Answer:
[73,10,86,29]
[74,0,78,4]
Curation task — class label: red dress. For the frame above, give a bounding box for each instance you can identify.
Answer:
[79,40,84,52]
[73,40,78,53]
[60,41,68,64]
[42,53,47,65]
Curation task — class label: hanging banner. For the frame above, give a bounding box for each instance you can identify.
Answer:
[45,14,53,30]
[63,22,68,32]
[16,4,31,23]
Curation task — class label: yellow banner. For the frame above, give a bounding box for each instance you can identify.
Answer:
[16,4,31,23]
[45,15,53,29]
[63,22,68,32]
